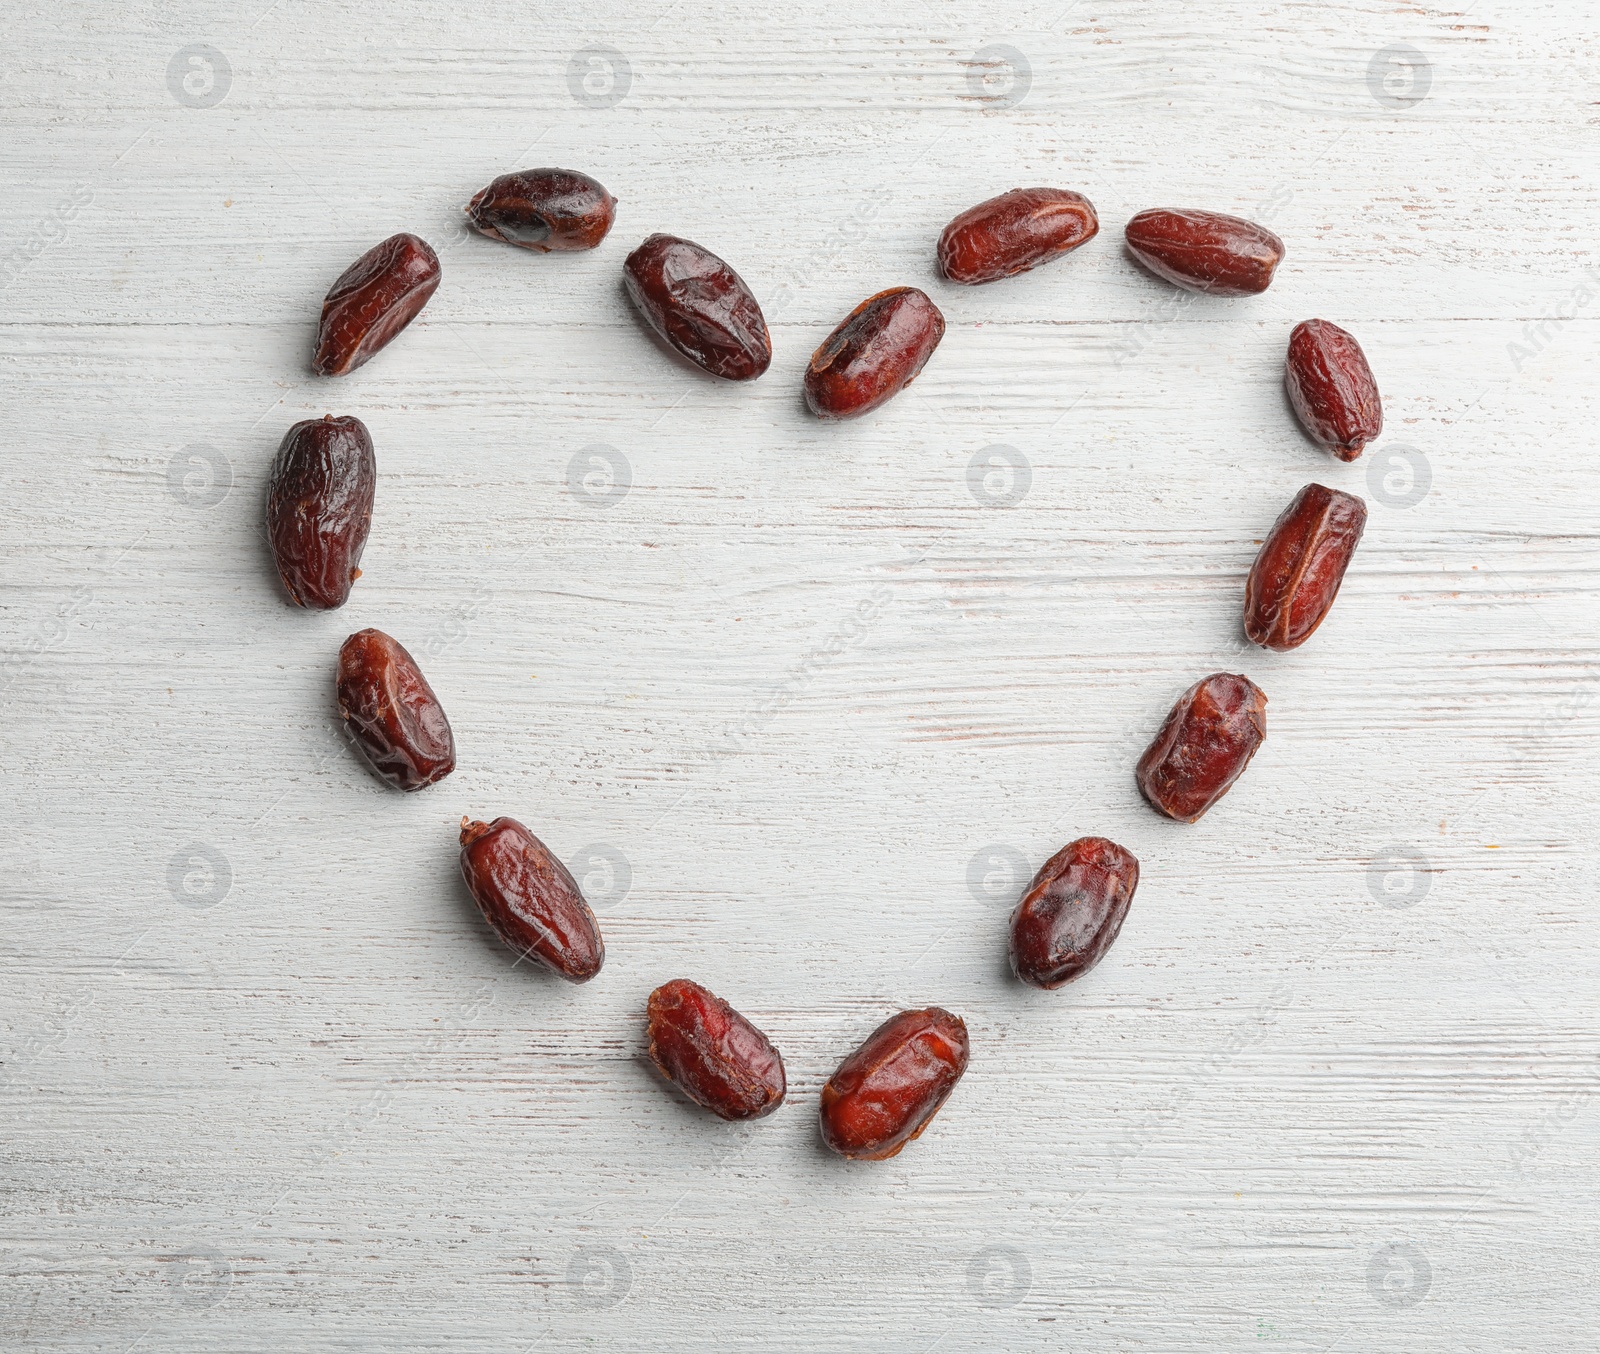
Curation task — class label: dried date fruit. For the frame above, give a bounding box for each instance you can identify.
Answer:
[458,817,604,982]
[646,978,785,1120]
[312,233,441,376]
[622,233,771,381]
[1285,319,1383,461]
[1136,673,1267,822]
[818,1007,969,1161]
[803,287,944,420]
[266,415,375,610]
[1123,209,1284,296]
[937,188,1099,285]
[336,628,456,792]
[1244,484,1367,651]
[465,168,617,252]
[1009,837,1140,989]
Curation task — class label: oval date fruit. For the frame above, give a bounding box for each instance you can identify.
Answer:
[312,232,441,376]
[458,817,604,982]
[1136,673,1267,823]
[266,415,375,610]
[803,287,945,420]
[646,978,785,1120]
[1285,319,1383,461]
[818,1007,969,1161]
[1009,837,1140,989]
[622,233,771,381]
[1244,484,1368,651]
[336,628,456,792]
[937,187,1099,285]
[466,168,617,252]
[1123,209,1284,296]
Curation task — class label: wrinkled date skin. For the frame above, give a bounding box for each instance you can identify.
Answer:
[336,628,456,792]
[1285,319,1383,461]
[818,1008,969,1161]
[1137,673,1267,823]
[313,233,441,376]
[1009,837,1140,989]
[937,188,1099,285]
[622,234,771,381]
[1123,209,1285,296]
[458,817,605,981]
[466,168,617,252]
[646,978,786,1120]
[266,415,375,610]
[804,287,945,420]
[1244,484,1368,651]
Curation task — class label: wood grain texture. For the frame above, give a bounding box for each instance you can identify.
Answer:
[3,1,1599,1349]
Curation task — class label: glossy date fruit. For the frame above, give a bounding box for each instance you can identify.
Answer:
[1008,837,1140,989]
[1137,673,1267,822]
[466,168,616,252]
[266,415,375,610]
[313,233,441,376]
[336,628,456,792]
[1244,484,1367,651]
[1285,319,1383,461]
[803,287,944,420]
[937,188,1099,285]
[646,978,785,1120]
[622,233,771,380]
[818,1008,969,1161]
[458,817,605,982]
[1123,209,1284,296]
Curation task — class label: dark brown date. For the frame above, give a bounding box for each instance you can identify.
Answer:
[466,168,616,252]
[646,978,785,1120]
[622,233,771,381]
[803,287,945,420]
[1244,484,1367,651]
[458,817,604,982]
[1009,837,1140,989]
[312,233,441,376]
[1285,319,1383,461]
[937,188,1099,285]
[336,628,456,792]
[1124,209,1284,296]
[818,1008,969,1161]
[266,415,375,610]
[1136,673,1267,822]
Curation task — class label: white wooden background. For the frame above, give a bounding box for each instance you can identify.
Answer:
[3,2,1597,1349]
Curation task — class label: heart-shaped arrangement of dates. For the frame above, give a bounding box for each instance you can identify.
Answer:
[270,172,1381,1158]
